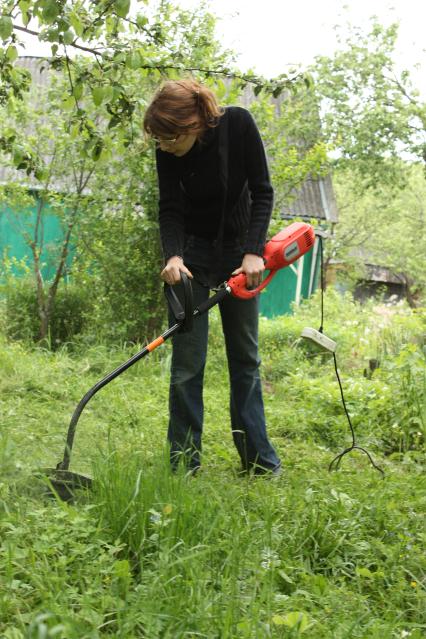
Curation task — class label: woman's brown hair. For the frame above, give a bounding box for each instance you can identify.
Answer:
[143,79,224,139]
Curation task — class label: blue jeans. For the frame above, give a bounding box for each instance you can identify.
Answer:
[168,235,281,474]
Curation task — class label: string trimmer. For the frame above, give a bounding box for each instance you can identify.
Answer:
[40,222,315,500]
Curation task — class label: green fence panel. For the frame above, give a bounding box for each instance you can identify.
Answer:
[0,201,73,280]
[259,263,296,317]
[1,202,321,317]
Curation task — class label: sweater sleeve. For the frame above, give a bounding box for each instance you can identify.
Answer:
[155,149,185,262]
[242,109,274,256]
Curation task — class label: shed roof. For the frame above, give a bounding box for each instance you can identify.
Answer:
[281,174,338,223]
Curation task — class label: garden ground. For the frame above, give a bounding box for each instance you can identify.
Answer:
[0,292,425,638]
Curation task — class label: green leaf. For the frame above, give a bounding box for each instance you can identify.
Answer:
[0,16,13,40]
[112,84,122,102]
[278,569,294,584]
[126,51,142,70]
[6,45,18,61]
[236,620,251,632]
[51,43,58,56]
[136,14,148,29]
[63,29,75,45]
[92,86,105,106]
[272,615,286,626]
[45,27,59,42]
[91,139,104,161]
[103,85,113,102]
[356,566,374,578]
[273,612,310,633]
[70,13,84,37]
[113,559,131,580]
[72,82,83,100]
[108,115,121,129]
[22,10,31,27]
[61,95,75,110]
[69,123,80,139]
[115,0,131,19]
[34,167,48,181]
[42,0,60,25]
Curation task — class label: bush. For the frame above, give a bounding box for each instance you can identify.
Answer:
[1,276,93,348]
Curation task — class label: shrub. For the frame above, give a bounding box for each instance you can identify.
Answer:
[1,276,93,348]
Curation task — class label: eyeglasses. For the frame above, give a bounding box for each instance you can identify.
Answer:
[151,135,179,144]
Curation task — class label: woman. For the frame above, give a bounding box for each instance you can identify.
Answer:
[144,79,281,476]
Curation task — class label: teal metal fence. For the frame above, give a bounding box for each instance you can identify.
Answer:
[1,205,320,317]
[0,201,73,280]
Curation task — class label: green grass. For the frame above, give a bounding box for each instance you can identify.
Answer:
[0,293,425,638]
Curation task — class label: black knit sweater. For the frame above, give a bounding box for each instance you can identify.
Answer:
[155,106,273,261]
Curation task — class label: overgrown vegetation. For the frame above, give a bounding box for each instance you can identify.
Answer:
[328,163,426,307]
[1,292,425,637]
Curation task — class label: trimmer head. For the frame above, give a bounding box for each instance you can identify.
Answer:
[38,468,92,502]
[301,327,337,353]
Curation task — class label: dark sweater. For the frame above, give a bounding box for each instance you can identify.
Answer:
[156,106,273,261]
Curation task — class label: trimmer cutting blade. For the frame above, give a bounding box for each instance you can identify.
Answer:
[38,469,92,502]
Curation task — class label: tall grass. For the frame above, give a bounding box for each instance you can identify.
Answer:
[0,292,425,637]
[85,443,425,638]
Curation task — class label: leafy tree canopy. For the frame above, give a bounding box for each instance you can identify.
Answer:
[312,20,426,189]
[0,0,308,167]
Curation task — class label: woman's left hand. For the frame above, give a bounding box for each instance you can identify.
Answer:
[232,253,265,290]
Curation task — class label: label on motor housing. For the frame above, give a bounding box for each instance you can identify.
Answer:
[284,241,300,262]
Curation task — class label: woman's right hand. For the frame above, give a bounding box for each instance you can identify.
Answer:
[160,256,193,285]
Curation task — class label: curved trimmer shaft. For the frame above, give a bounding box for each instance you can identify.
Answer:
[57,285,230,472]
[57,322,179,471]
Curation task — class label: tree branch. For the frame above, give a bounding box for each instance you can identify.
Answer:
[12,23,104,55]
[11,22,301,90]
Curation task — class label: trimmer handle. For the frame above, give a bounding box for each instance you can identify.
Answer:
[164,271,193,332]
[226,222,315,300]
[227,269,277,300]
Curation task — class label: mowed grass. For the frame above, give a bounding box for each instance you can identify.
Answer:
[0,296,425,638]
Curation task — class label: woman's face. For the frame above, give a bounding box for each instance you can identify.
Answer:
[156,133,197,157]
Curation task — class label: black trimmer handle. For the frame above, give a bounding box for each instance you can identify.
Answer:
[196,286,229,315]
[164,271,194,333]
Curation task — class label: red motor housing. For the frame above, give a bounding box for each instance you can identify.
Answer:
[228,222,315,299]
